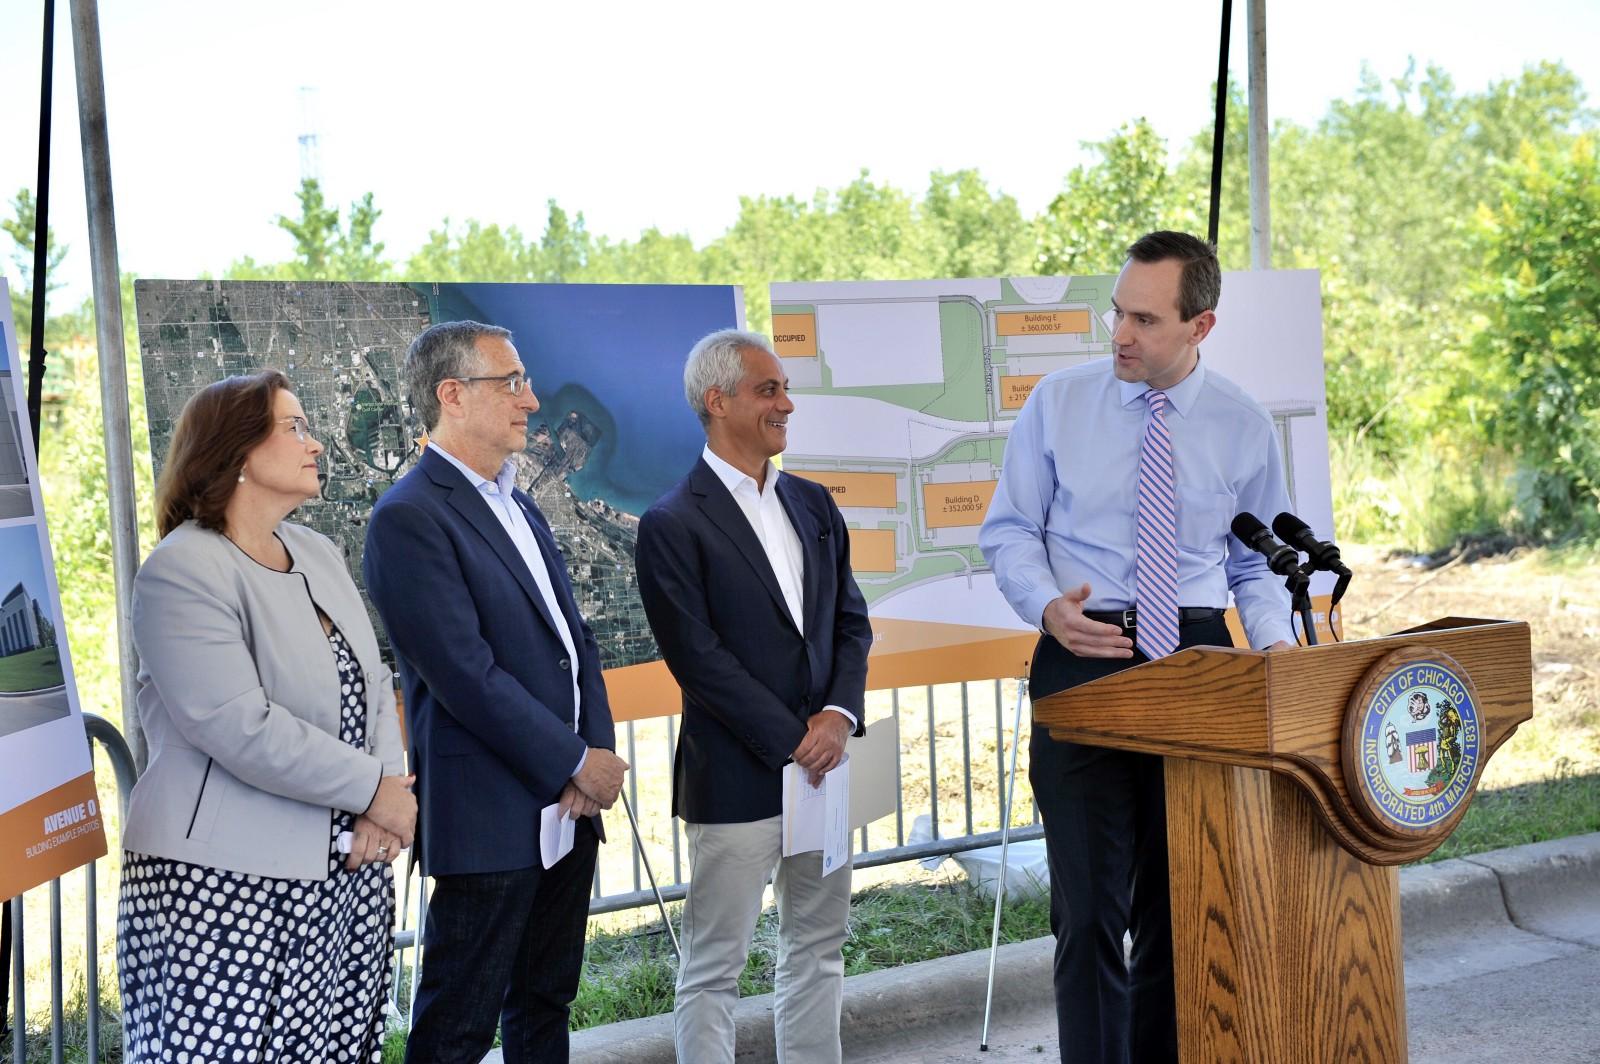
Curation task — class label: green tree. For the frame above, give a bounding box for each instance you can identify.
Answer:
[404,219,540,282]
[922,169,1033,278]
[585,228,704,284]
[1471,135,1600,534]
[277,179,342,278]
[1035,119,1201,275]
[705,170,935,329]
[539,201,592,282]
[330,191,388,279]
[3,188,70,345]
[229,179,390,281]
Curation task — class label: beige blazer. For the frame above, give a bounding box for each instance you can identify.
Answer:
[121,520,406,880]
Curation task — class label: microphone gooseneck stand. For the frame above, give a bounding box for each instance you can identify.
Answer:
[1272,512,1355,641]
[1286,564,1317,646]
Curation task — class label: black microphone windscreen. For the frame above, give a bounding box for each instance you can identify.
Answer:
[1272,512,1310,541]
[1231,512,1267,542]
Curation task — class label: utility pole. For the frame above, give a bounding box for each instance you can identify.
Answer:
[1247,0,1271,269]
[70,0,144,768]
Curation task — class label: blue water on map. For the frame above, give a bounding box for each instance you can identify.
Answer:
[421,282,739,516]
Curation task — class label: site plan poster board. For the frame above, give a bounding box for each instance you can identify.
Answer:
[0,280,107,899]
[768,271,1333,688]
[136,280,743,717]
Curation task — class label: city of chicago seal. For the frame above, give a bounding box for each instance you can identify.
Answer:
[1345,648,1482,837]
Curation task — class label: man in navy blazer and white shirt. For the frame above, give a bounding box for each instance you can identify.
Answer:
[635,329,873,1064]
[363,320,628,1064]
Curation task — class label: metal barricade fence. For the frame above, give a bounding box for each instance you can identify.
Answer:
[6,715,133,1064]
[7,681,1039,1060]
[576,679,1042,917]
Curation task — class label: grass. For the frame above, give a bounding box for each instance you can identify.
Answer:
[2,963,122,1064]
[0,647,65,693]
[1423,761,1600,864]
[366,876,1049,1063]
[1329,432,1514,553]
[569,876,1051,1032]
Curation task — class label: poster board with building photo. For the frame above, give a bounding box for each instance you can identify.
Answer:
[0,280,107,899]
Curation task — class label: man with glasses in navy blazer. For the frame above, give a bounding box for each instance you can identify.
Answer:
[364,320,628,1064]
[636,329,873,1064]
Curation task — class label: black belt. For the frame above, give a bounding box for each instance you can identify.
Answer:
[1083,607,1223,630]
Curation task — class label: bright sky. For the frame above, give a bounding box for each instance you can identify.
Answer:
[2,0,1597,307]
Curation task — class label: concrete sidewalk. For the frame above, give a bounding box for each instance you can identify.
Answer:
[542,831,1600,1063]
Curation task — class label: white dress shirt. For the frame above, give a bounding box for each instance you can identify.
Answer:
[430,443,587,774]
[701,446,857,730]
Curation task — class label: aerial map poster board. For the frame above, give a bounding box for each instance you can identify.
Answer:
[135,280,744,716]
[769,271,1334,687]
[0,280,108,900]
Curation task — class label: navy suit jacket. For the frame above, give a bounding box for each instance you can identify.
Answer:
[635,458,873,824]
[363,447,616,875]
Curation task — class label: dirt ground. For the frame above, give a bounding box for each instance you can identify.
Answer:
[1338,543,1600,786]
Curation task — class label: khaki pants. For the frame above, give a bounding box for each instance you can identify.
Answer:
[674,815,851,1064]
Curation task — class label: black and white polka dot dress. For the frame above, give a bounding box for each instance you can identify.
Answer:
[118,626,396,1063]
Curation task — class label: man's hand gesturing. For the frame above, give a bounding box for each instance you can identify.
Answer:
[1042,583,1134,659]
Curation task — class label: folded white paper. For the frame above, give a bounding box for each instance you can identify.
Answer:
[781,754,850,876]
[539,802,576,869]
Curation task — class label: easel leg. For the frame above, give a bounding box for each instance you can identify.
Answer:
[622,791,681,961]
[980,678,1028,1051]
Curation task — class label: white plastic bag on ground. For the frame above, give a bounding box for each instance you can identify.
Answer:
[908,813,1050,901]
[953,839,1050,902]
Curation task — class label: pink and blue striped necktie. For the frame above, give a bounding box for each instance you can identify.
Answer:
[1135,389,1180,660]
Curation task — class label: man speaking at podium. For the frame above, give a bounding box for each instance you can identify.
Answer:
[979,231,1294,1063]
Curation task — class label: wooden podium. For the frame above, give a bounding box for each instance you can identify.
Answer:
[1030,617,1533,1063]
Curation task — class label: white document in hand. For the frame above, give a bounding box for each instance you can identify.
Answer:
[539,802,576,869]
[781,754,851,877]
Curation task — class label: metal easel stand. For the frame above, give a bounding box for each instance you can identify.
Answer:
[621,792,680,961]
[980,677,1028,1051]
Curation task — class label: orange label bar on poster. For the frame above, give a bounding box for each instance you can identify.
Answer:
[847,529,897,573]
[921,481,998,528]
[788,470,898,508]
[772,313,818,357]
[599,597,1343,723]
[0,771,109,899]
[994,309,1090,336]
[999,374,1045,410]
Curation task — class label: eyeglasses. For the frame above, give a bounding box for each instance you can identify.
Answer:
[453,373,530,395]
[276,415,313,443]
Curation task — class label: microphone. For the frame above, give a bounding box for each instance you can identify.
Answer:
[1229,512,1302,578]
[1272,512,1352,578]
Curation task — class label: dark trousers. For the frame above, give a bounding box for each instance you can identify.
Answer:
[1028,615,1233,1064]
[405,819,599,1064]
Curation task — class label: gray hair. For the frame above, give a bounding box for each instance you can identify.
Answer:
[683,329,776,426]
[405,320,512,430]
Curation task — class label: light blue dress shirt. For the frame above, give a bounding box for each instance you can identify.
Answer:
[429,442,588,777]
[979,358,1296,650]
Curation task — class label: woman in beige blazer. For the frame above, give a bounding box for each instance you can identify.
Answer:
[116,371,416,1063]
